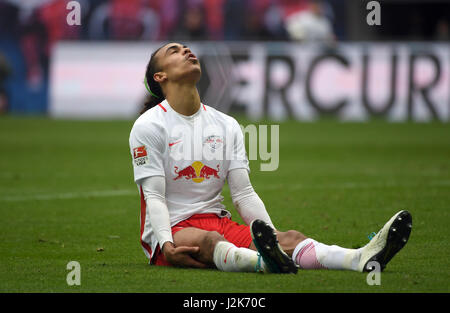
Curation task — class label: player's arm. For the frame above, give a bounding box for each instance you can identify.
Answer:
[227,117,275,229]
[131,121,205,268]
[227,168,276,229]
[141,176,206,268]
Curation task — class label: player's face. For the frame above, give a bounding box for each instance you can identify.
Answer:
[155,42,201,84]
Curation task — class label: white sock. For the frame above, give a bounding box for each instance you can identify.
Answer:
[213,241,267,273]
[292,238,362,271]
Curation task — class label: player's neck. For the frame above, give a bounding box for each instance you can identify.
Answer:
[165,84,201,116]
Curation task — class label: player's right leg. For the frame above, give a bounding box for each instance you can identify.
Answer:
[172,227,269,273]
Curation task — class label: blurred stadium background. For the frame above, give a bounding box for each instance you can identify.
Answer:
[0,0,448,120]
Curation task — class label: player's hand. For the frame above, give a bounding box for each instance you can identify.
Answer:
[162,242,207,268]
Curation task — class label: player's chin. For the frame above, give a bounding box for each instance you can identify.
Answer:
[187,62,202,77]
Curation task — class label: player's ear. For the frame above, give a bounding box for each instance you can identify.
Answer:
[153,71,167,84]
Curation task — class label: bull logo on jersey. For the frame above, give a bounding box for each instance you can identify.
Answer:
[204,135,223,152]
[173,161,220,183]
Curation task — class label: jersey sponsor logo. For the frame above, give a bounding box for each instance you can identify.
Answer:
[168,140,182,147]
[173,161,220,183]
[133,146,148,166]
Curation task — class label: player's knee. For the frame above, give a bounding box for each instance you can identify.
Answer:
[201,231,225,253]
[278,230,306,247]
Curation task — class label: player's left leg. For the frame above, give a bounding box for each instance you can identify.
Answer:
[248,221,299,273]
[250,210,412,272]
[249,221,362,271]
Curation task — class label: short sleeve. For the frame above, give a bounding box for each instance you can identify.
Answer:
[129,121,166,183]
[228,118,250,173]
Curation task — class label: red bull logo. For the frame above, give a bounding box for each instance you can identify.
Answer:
[173,161,220,183]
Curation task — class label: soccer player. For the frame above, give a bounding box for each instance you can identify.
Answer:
[129,42,412,274]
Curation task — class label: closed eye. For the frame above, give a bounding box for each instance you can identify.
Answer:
[165,44,187,56]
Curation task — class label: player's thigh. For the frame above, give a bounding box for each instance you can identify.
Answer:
[173,227,225,255]
[173,227,209,246]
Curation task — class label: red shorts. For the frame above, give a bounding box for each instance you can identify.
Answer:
[151,213,253,266]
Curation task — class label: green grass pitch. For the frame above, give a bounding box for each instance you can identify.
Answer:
[0,116,449,293]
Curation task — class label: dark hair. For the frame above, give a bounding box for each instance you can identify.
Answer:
[141,46,165,114]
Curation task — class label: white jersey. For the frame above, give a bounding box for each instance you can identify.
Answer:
[129,99,249,260]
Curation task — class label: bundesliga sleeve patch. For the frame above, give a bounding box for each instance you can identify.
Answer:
[133,146,148,166]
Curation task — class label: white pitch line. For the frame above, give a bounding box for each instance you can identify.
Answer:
[255,180,450,191]
[1,180,449,202]
[0,189,138,202]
